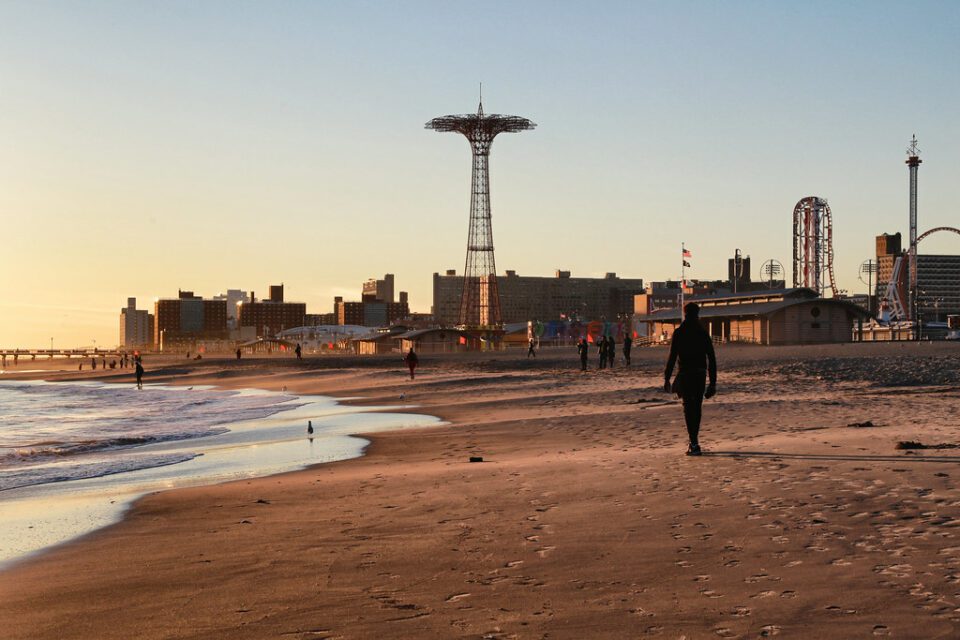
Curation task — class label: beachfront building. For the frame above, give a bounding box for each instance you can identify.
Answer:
[432,269,645,326]
[236,285,307,338]
[397,328,480,354]
[638,288,869,345]
[154,290,228,350]
[119,298,154,349]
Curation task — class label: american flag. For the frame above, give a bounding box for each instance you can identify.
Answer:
[682,248,692,258]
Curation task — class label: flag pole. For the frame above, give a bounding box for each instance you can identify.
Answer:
[680,242,685,320]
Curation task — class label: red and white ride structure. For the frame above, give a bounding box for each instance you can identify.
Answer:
[792,196,837,297]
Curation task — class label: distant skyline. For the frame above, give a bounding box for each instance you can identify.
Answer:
[2,1,959,347]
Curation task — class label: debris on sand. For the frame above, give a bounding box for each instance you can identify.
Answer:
[896,441,960,450]
[847,420,875,428]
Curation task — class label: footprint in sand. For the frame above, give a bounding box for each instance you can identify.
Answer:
[780,591,797,598]
[730,606,751,617]
[759,624,781,636]
[675,560,692,567]
[723,559,741,567]
[535,546,556,558]
[873,625,890,636]
[694,575,711,582]
[714,627,736,637]
[505,560,524,568]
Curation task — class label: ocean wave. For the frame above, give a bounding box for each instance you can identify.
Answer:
[0,452,201,492]
[3,429,228,463]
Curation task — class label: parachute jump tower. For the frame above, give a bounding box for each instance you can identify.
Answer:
[426,97,535,328]
[792,196,837,297]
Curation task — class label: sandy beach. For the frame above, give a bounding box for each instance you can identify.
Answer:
[3,343,960,638]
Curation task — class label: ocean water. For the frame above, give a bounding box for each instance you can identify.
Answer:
[0,381,441,567]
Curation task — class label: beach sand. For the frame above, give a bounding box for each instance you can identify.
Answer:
[3,343,960,638]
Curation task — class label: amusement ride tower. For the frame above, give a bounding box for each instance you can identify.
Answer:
[906,135,922,320]
[426,98,535,328]
[792,196,837,297]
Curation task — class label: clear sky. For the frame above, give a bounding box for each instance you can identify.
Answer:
[2,1,958,348]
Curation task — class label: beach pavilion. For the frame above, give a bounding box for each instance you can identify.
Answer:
[636,288,871,345]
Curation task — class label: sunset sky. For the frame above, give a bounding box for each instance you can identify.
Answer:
[2,1,959,348]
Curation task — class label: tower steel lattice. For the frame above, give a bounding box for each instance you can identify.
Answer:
[426,100,535,328]
[792,196,837,297]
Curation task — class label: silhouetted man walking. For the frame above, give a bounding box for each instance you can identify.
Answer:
[664,302,717,456]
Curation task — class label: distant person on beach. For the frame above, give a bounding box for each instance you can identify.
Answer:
[527,338,536,358]
[135,361,144,390]
[577,338,589,371]
[403,348,419,380]
[236,348,242,360]
[295,343,302,360]
[598,336,607,369]
[663,302,717,456]
[607,336,616,368]
[623,334,633,366]
[91,357,96,370]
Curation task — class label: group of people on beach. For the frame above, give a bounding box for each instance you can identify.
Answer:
[84,354,132,371]
[575,334,633,371]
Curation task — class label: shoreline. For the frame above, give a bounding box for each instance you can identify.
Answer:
[3,344,960,638]
[0,378,443,569]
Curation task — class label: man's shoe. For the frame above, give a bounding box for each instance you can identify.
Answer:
[686,444,702,456]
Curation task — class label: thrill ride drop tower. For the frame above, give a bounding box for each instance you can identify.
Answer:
[426,100,535,328]
[906,135,922,320]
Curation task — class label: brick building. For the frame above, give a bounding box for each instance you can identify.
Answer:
[154,290,228,348]
[237,285,306,337]
[432,269,645,326]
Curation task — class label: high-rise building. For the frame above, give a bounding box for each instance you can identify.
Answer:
[335,295,409,327]
[213,289,248,330]
[433,269,644,325]
[154,290,228,349]
[237,285,306,337]
[119,298,154,349]
[362,274,395,304]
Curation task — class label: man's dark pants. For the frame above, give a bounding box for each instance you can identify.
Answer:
[679,371,707,445]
